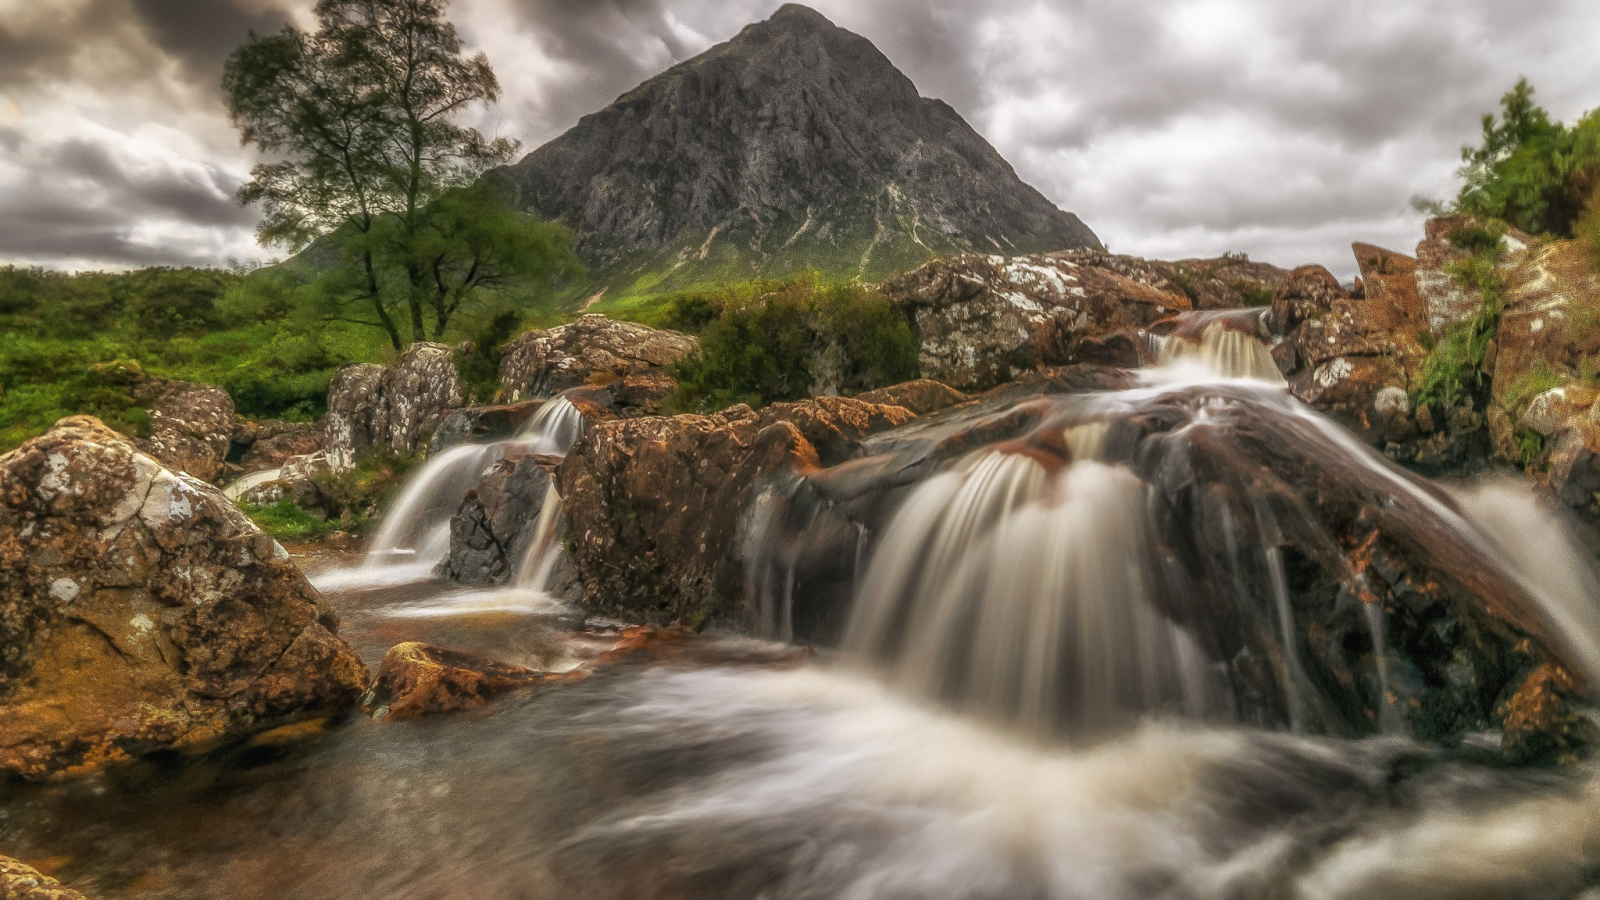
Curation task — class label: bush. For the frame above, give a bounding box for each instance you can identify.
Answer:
[1232,280,1274,307]
[669,278,918,412]
[456,308,523,403]
[1455,79,1600,238]
[312,447,422,531]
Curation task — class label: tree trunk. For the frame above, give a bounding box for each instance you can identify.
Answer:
[365,250,403,351]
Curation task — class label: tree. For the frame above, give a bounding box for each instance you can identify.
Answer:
[1456,79,1600,239]
[223,0,573,348]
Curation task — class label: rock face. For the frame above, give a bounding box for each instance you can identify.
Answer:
[885,253,1189,391]
[324,343,467,470]
[1061,248,1287,311]
[855,379,967,415]
[0,857,89,900]
[0,418,368,780]
[237,422,322,474]
[427,400,545,455]
[443,449,561,586]
[557,397,915,625]
[134,380,235,483]
[491,4,1098,297]
[499,316,696,403]
[360,642,544,721]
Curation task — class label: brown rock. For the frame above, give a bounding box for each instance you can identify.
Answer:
[427,399,547,454]
[360,642,545,721]
[239,423,321,474]
[499,315,697,401]
[1500,662,1598,765]
[0,417,368,780]
[856,379,968,415]
[885,253,1190,391]
[755,397,917,466]
[135,381,235,483]
[0,857,89,900]
[1056,248,1288,311]
[322,364,386,472]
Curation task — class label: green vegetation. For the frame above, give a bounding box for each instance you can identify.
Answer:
[665,278,918,412]
[1455,79,1600,239]
[241,499,344,542]
[1414,227,1508,410]
[223,0,578,349]
[1232,280,1274,307]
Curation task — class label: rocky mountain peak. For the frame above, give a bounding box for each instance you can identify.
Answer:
[493,5,1098,299]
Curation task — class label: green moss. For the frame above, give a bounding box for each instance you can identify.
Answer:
[240,499,339,542]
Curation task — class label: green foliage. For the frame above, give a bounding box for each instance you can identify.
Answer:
[1456,79,1600,238]
[669,278,919,412]
[241,499,341,542]
[222,0,583,348]
[456,307,522,403]
[1232,280,1274,307]
[1413,243,1508,410]
[1445,221,1507,256]
[1578,195,1600,275]
[1504,361,1564,415]
[312,446,422,530]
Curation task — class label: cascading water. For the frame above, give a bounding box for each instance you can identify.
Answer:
[310,394,584,594]
[755,312,1600,741]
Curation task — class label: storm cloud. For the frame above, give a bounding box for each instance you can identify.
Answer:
[2,0,1598,275]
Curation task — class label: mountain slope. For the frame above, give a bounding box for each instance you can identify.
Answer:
[492,4,1099,301]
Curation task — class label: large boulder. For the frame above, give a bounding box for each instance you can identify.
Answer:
[1059,248,1288,311]
[324,344,467,470]
[360,642,545,721]
[134,380,235,483]
[884,252,1190,392]
[0,418,369,780]
[855,379,967,415]
[557,398,914,625]
[499,315,697,402]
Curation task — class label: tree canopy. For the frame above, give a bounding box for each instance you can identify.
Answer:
[1456,78,1600,239]
[223,0,578,348]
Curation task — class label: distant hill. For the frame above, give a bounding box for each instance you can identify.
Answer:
[491,3,1099,302]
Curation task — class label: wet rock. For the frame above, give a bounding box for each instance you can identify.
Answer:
[499,315,697,402]
[0,417,368,780]
[360,642,545,721]
[134,381,235,483]
[556,397,923,626]
[753,385,1589,754]
[0,857,89,900]
[428,400,545,455]
[324,344,467,470]
[238,422,321,474]
[885,252,1191,392]
[855,379,968,415]
[443,449,561,586]
[230,453,331,509]
[1499,662,1599,765]
[1547,426,1600,509]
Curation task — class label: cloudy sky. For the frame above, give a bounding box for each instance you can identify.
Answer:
[1,0,1596,278]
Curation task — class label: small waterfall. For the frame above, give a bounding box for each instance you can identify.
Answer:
[844,452,1226,736]
[1154,318,1286,384]
[311,395,584,593]
[513,481,566,591]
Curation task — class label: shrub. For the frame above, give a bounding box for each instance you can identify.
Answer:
[1414,244,1507,410]
[1232,280,1274,307]
[670,278,918,412]
[1446,221,1507,256]
[1456,79,1600,238]
[312,447,422,530]
[1579,195,1600,275]
[456,308,523,403]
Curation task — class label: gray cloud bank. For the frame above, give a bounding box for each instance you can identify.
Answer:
[2,0,1597,277]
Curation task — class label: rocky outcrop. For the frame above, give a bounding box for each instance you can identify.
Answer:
[0,857,89,900]
[498,316,696,402]
[360,642,544,721]
[855,379,967,415]
[493,4,1097,297]
[443,449,561,586]
[885,253,1190,391]
[324,344,467,470]
[237,421,322,474]
[0,418,368,780]
[1061,248,1287,311]
[557,397,915,625]
[133,380,235,483]
[227,452,331,509]
[427,400,545,455]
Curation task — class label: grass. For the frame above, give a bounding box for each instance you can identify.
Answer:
[1413,230,1508,411]
[241,499,342,542]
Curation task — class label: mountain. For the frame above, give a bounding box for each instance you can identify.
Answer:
[492,4,1099,301]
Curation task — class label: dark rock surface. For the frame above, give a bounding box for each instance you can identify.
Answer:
[443,449,562,586]
[0,418,368,780]
[427,400,545,455]
[491,5,1098,296]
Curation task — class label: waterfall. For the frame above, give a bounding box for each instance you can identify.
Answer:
[310,395,584,593]
[844,454,1226,736]
[1153,317,1286,385]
